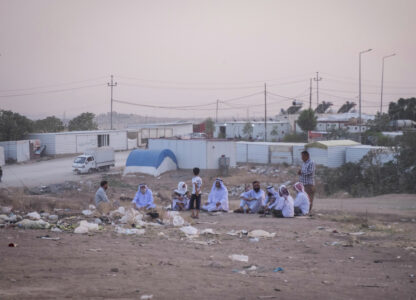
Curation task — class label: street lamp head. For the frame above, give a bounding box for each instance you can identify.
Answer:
[360,48,373,54]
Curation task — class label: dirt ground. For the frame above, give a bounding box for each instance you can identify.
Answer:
[0,168,415,299]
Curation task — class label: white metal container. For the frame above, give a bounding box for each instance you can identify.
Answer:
[0,140,31,162]
[0,146,5,166]
[148,139,236,169]
[305,140,360,168]
[346,146,395,164]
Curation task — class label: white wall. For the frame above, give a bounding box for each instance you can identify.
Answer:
[172,124,193,136]
[0,141,30,162]
[0,146,5,166]
[206,141,236,169]
[307,147,328,167]
[346,146,395,164]
[327,146,348,168]
[109,131,128,150]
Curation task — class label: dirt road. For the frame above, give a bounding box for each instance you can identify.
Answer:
[0,151,130,188]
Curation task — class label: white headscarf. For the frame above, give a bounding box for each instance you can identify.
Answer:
[294,181,310,201]
[278,185,290,200]
[266,185,279,203]
[132,184,154,208]
[208,178,229,210]
[175,181,187,195]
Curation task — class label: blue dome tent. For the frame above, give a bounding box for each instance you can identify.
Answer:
[124,149,178,176]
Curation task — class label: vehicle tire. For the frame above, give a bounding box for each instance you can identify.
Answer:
[87,168,93,174]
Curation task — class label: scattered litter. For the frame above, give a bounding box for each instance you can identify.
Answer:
[349,256,355,260]
[248,230,276,238]
[173,215,185,227]
[322,280,332,285]
[373,260,383,263]
[201,228,217,235]
[1,206,12,214]
[244,265,257,271]
[74,220,99,234]
[17,219,51,229]
[89,204,96,210]
[40,212,50,218]
[26,212,41,220]
[88,248,102,252]
[229,254,249,262]
[51,227,62,233]
[257,296,277,299]
[94,218,103,225]
[82,210,93,216]
[249,238,260,243]
[37,235,60,240]
[48,215,58,221]
[273,267,284,273]
[140,295,153,300]
[232,269,247,275]
[349,232,365,236]
[410,274,415,278]
[226,230,248,238]
[115,226,145,235]
[8,243,17,247]
[110,268,119,272]
[180,226,199,236]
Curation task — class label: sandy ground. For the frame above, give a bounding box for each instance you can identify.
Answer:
[0,167,415,299]
[0,151,130,188]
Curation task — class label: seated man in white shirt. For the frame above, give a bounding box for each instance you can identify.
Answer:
[293,182,310,216]
[202,178,229,212]
[272,185,294,218]
[171,190,189,211]
[234,181,265,214]
[259,186,280,215]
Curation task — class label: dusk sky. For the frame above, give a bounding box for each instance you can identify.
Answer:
[0,0,415,120]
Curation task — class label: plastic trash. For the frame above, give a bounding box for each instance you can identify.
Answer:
[180,226,199,236]
[8,243,17,247]
[1,206,12,214]
[17,219,51,229]
[248,230,276,238]
[94,218,103,225]
[40,212,50,218]
[249,237,260,243]
[0,214,9,222]
[82,210,93,216]
[51,227,62,233]
[201,228,216,235]
[48,215,59,221]
[172,215,185,227]
[273,267,284,273]
[26,212,41,220]
[140,295,153,300]
[115,226,145,235]
[229,254,249,262]
[74,220,99,234]
[89,204,96,210]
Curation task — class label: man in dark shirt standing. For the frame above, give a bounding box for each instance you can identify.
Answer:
[298,150,316,213]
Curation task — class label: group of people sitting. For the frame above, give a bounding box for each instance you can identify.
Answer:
[96,151,316,219]
[169,178,310,218]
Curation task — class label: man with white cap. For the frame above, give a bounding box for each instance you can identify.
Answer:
[260,185,280,214]
[172,181,189,211]
[132,184,156,210]
[202,178,229,212]
[272,185,294,218]
[293,182,310,216]
[234,181,265,214]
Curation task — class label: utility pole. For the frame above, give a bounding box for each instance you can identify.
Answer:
[309,78,313,109]
[215,99,219,122]
[264,83,267,142]
[313,72,322,108]
[359,49,372,143]
[380,53,396,114]
[246,107,249,121]
[107,74,117,130]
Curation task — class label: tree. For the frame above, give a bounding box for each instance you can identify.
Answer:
[204,118,215,137]
[367,113,391,132]
[0,110,33,141]
[34,116,64,133]
[297,109,317,132]
[388,97,416,121]
[242,122,253,139]
[68,112,98,131]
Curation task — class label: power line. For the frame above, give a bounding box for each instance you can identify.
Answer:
[0,83,106,98]
[0,76,107,93]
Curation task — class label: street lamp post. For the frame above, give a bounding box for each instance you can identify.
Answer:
[380,53,396,114]
[359,48,372,143]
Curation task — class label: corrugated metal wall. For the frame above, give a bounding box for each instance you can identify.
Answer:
[307,147,328,167]
[270,145,293,164]
[236,143,248,163]
[293,145,305,165]
[206,141,236,169]
[0,141,30,162]
[0,146,5,165]
[346,146,395,164]
[327,146,348,168]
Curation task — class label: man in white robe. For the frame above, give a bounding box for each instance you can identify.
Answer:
[234,181,265,213]
[272,185,294,218]
[260,186,281,214]
[132,184,156,210]
[293,182,310,216]
[202,178,229,212]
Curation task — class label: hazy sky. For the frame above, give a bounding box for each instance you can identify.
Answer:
[0,0,415,120]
